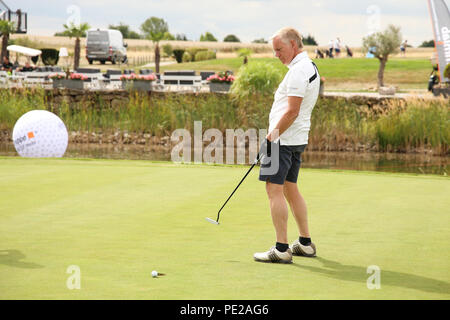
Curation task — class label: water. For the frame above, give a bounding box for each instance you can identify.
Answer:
[0,142,448,176]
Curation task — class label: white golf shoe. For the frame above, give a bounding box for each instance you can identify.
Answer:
[290,239,317,257]
[253,246,293,264]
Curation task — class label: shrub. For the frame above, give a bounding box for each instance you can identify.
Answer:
[186,48,207,62]
[444,63,450,80]
[231,61,287,98]
[172,49,185,63]
[194,50,216,61]
[40,48,60,66]
[162,44,173,58]
[182,51,192,63]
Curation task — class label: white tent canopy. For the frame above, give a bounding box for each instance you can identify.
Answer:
[7,45,42,57]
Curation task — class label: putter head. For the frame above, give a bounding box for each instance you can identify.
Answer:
[205,217,219,225]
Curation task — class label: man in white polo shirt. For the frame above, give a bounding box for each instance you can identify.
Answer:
[254,27,320,264]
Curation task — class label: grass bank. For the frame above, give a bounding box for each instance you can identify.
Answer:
[0,89,448,155]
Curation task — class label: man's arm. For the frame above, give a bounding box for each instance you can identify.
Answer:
[266,96,303,142]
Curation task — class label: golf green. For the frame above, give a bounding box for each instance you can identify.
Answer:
[0,158,449,299]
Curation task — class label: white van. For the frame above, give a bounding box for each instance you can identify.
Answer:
[86,29,128,65]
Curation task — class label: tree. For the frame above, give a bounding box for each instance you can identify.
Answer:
[162,31,175,40]
[200,32,217,42]
[419,39,434,48]
[109,22,141,39]
[0,20,16,61]
[223,34,240,42]
[362,24,402,88]
[252,38,267,44]
[303,34,318,46]
[175,33,188,41]
[238,48,252,64]
[141,17,169,74]
[109,23,130,38]
[63,22,90,70]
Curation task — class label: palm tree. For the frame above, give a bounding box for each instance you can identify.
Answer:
[0,20,16,61]
[140,17,169,74]
[63,22,90,70]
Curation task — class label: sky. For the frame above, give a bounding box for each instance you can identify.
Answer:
[8,0,446,47]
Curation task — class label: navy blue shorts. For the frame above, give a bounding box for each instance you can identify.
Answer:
[259,144,307,185]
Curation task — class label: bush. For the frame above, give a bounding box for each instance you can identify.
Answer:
[182,51,192,63]
[162,44,173,58]
[172,49,185,63]
[194,50,216,61]
[185,48,207,62]
[444,63,450,80]
[231,61,287,98]
[41,48,60,66]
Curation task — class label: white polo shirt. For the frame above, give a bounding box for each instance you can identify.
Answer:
[268,51,320,146]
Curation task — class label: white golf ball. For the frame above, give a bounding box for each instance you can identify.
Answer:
[12,110,68,158]
[152,270,158,278]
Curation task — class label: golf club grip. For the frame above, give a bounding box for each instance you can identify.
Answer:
[216,160,259,220]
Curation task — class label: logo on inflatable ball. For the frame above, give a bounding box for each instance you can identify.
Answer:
[13,110,68,158]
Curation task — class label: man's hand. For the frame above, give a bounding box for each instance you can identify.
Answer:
[258,138,272,159]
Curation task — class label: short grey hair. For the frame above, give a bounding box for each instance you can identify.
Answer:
[271,27,303,49]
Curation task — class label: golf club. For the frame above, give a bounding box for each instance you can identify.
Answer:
[205,152,262,225]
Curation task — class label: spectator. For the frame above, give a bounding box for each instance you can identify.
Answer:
[328,39,334,58]
[20,62,35,72]
[334,37,341,57]
[315,47,324,59]
[346,45,353,58]
[400,40,407,56]
[1,56,13,72]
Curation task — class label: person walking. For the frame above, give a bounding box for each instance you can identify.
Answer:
[328,39,334,58]
[253,27,320,264]
[400,40,408,56]
[334,37,341,57]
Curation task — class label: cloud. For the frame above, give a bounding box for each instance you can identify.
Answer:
[16,0,435,46]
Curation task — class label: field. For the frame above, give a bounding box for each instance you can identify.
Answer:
[159,57,432,90]
[10,34,434,91]
[1,158,449,299]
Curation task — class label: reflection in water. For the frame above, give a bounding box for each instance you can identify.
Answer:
[1,142,448,176]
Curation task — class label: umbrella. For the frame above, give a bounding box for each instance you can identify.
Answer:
[7,45,42,57]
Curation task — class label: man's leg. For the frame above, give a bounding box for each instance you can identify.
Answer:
[283,181,310,238]
[283,181,316,257]
[266,182,289,244]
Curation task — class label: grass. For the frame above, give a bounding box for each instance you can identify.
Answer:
[160,57,431,90]
[0,158,449,299]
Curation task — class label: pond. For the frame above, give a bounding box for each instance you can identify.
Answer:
[0,142,448,176]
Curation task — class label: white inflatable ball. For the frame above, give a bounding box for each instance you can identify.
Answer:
[12,110,68,158]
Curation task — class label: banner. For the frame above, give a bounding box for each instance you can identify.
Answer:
[428,0,450,82]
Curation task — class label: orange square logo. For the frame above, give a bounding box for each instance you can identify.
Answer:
[27,131,35,139]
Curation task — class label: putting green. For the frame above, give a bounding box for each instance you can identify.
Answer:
[0,158,449,299]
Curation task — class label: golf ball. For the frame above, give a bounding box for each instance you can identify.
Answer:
[12,110,68,158]
[151,271,158,278]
